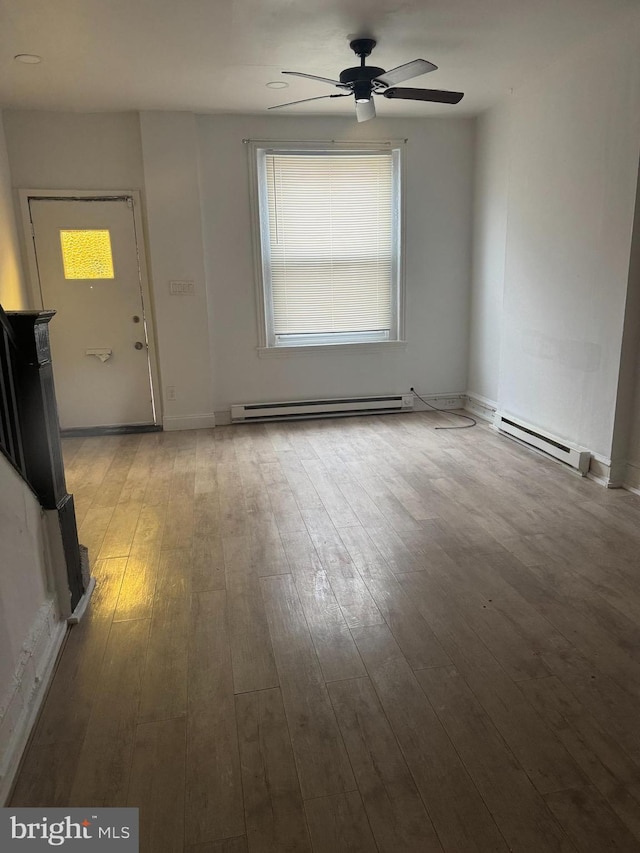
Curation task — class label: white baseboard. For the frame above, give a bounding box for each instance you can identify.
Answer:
[586,469,610,487]
[464,392,497,423]
[0,601,67,805]
[412,392,466,412]
[590,459,640,494]
[214,409,232,426]
[67,576,96,625]
[163,413,216,431]
[587,454,626,489]
[608,459,628,489]
[624,460,640,494]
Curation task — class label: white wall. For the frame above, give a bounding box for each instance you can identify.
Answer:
[627,349,640,490]
[0,109,67,801]
[197,114,474,416]
[619,163,640,489]
[467,101,510,406]
[0,112,27,309]
[0,450,66,803]
[0,460,54,757]
[139,112,214,430]
[468,10,640,463]
[3,110,145,190]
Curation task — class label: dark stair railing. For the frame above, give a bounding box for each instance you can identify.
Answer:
[0,304,85,612]
[0,304,27,477]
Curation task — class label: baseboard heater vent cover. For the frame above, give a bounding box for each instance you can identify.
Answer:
[495,412,590,475]
[231,394,413,423]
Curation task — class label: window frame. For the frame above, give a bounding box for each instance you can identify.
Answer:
[248,139,407,355]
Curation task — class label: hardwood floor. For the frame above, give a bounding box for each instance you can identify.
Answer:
[10,412,640,852]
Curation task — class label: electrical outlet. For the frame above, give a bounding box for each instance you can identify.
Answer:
[439,397,460,408]
[166,385,176,401]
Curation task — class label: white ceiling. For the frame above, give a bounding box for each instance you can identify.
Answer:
[0,0,636,118]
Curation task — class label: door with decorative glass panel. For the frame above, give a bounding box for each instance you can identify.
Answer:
[28,197,156,430]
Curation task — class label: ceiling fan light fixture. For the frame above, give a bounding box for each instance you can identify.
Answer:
[353,81,371,103]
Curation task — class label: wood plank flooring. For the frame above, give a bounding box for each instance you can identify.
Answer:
[10,413,640,852]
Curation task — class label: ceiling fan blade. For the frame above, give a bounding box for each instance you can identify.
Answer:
[374,58,437,86]
[282,71,349,88]
[268,93,350,110]
[383,87,464,104]
[356,98,376,123]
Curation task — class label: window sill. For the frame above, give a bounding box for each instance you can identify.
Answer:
[257,340,408,358]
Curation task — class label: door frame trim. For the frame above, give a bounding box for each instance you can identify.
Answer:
[18,189,162,427]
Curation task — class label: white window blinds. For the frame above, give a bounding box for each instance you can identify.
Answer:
[261,151,397,341]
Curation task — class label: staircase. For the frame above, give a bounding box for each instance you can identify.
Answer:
[0,304,86,611]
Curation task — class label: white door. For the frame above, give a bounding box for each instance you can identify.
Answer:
[29,197,156,430]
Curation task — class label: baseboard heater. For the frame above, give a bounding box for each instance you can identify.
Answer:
[495,412,590,475]
[231,394,414,423]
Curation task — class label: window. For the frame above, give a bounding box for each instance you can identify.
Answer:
[60,229,114,279]
[252,142,404,352]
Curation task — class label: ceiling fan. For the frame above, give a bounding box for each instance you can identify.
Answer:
[268,38,464,122]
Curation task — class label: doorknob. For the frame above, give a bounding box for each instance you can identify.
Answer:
[134,341,144,350]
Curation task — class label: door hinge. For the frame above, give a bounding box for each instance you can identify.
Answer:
[126,197,133,209]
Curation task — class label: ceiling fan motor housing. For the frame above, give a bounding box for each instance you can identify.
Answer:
[339,66,386,85]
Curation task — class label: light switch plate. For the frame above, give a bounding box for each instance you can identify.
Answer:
[169,280,194,295]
